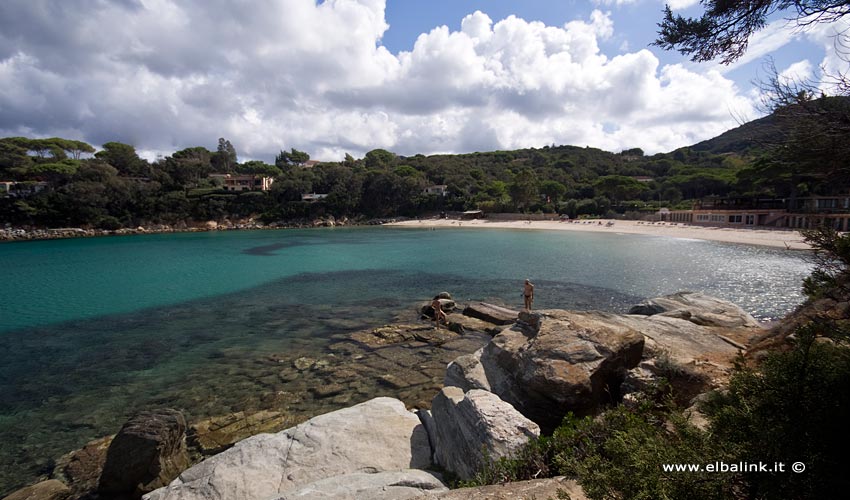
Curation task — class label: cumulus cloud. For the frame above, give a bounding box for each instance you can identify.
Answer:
[666,0,701,10]
[0,0,760,161]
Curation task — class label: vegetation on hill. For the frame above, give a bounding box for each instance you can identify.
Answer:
[4,99,844,230]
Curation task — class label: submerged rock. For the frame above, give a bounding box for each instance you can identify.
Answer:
[144,397,432,500]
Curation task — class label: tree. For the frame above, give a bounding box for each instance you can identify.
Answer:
[212,138,237,172]
[509,169,539,211]
[95,142,147,176]
[540,180,567,204]
[593,175,647,205]
[364,149,396,170]
[655,1,850,64]
[236,160,282,177]
[275,148,310,168]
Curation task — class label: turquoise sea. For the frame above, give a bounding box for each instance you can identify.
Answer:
[0,227,811,493]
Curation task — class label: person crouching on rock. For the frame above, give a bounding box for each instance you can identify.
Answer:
[523,279,535,311]
[431,297,447,329]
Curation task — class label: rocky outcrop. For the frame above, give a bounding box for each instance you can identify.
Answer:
[272,470,447,499]
[447,311,644,431]
[446,293,760,432]
[427,387,539,480]
[2,480,71,500]
[99,409,190,498]
[413,477,587,500]
[627,291,761,329]
[462,303,519,325]
[144,397,433,500]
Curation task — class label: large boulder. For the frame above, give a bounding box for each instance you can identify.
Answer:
[272,470,447,499]
[627,291,761,328]
[447,311,644,432]
[428,387,540,480]
[144,397,432,500]
[99,409,190,498]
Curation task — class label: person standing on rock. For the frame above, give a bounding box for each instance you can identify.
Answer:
[523,279,535,311]
[431,297,447,329]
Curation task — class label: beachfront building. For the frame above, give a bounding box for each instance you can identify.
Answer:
[661,195,850,231]
[215,174,275,192]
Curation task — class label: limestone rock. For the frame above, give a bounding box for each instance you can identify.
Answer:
[144,397,432,500]
[2,480,71,500]
[188,410,294,456]
[414,477,587,500]
[99,408,190,498]
[429,387,539,480]
[462,303,519,325]
[273,470,447,499]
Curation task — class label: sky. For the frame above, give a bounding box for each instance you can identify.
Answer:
[0,0,847,162]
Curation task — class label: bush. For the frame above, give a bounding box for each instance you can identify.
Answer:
[702,323,850,499]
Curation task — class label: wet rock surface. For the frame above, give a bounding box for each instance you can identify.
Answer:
[2,480,71,500]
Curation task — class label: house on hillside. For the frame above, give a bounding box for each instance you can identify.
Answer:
[216,174,275,192]
[423,185,448,196]
[301,160,321,169]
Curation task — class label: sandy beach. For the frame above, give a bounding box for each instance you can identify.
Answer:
[387,218,812,250]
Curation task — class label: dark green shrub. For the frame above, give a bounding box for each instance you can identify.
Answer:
[702,323,850,499]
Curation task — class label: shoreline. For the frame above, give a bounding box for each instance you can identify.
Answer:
[386,218,812,250]
[1,217,812,250]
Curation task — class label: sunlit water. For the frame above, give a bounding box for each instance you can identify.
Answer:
[0,227,811,493]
